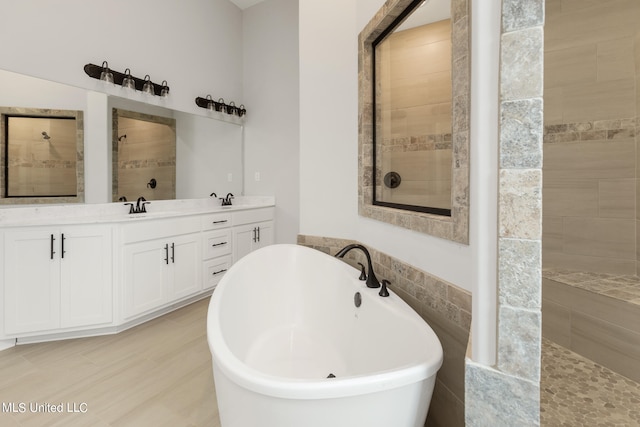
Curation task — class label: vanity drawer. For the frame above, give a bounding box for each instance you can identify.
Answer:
[121,216,201,243]
[204,255,232,290]
[232,207,274,226]
[203,229,232,259]
[201,213,232,231]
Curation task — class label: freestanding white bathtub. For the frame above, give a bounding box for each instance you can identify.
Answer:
[207,244,443,427]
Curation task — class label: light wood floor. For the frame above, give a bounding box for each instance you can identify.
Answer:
[0,298,221,427]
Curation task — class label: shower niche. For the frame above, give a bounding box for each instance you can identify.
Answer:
[112,108,176,202]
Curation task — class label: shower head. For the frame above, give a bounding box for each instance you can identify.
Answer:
[41,131,51,140]
[118,134,127,142]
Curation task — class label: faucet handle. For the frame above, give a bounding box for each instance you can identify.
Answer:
[379,280,390,297]
[124,202,135,214]
[357,262,367,281]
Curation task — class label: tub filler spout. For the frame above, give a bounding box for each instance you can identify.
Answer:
[335,244,381,289]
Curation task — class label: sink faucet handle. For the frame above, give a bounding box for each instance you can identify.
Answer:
[124,202,135,214]
[357,262,367,281]
[379,280,390,297]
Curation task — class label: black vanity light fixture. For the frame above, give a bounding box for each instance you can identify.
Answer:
[84,62,170,97]
[195,95,246,117]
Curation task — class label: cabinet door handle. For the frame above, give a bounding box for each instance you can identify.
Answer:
[252,227,257,243]
[61,233,66,259]
[171,242,175,263]
[212,220,228,224]
[164,244,169,264]
[50,234,56,259]
[257,226,261,242]
[212,268,227,276]
[211,241,228,247]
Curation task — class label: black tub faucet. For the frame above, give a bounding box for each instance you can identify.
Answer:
[335,244,381,289]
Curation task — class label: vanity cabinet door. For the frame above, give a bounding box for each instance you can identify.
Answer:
[3,230,60,335]
[2,225,112,336]
[168,233,201,301]
[232,221,274,261]
[59,226,113,329]
[123,240,169,319]
[122,232,201,320]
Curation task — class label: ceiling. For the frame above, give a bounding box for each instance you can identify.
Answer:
[229,0,265,9]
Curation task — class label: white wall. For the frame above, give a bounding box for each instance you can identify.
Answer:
[299,0,501,359]
[242,0,300,244]
[0,0,243,118]
[300,0,489,292]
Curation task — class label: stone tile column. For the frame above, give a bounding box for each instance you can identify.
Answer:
[465,1,544,425]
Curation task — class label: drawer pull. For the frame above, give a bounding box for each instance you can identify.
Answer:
[211,241,228,247]
[212,220,228,224]
[212,269,228,276]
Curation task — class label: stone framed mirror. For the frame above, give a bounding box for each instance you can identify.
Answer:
[112,108,176,202]
[358,0,470,244]
[0,107,84,204]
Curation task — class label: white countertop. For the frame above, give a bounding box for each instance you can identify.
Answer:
[0,196,275,227]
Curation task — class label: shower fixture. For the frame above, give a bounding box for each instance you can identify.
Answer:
[41,131,51,140]
[118,134,127,142]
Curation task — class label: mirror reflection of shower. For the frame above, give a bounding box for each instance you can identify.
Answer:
[113,109,176,202]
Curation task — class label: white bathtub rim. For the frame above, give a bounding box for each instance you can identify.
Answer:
[207,244,444,400]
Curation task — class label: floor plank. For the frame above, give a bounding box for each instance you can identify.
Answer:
[0,298,220,427]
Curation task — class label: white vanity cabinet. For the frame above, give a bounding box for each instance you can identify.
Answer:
[0,198,275,344]
[232,208,275,261]
[121,216,202,320]
[2,225,113,336]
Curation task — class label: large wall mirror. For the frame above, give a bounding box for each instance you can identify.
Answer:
[359,0,470,243]
[0,68,244,206]
[0,107,84,204]
[112,108,177,202]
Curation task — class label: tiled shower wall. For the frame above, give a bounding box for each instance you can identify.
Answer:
[297,235,471,427]
[543,0,640,275]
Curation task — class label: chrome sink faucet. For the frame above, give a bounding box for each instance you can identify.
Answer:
[335,244,381,289]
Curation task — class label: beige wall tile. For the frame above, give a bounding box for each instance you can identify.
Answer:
[598,178,635,218]
[562,78,636,122]
[542,216,564,253]
[542,297,572,347]
[563,217,635,259]
[543,178,598,217]
[597,37,635,82]
[543,140,635,181]
[543,87,564,125]
[571,311,640,382]
[544,278,640,334]
[542,251,637,275]
[545,44,596,89]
